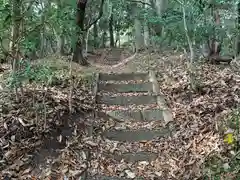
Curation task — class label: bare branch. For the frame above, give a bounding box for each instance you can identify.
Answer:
[130,0,152,7]
[22,0,36,16]
[84,0,105,31]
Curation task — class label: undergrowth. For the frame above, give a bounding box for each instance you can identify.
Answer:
[203,109,240,180]
[2,58,94,90]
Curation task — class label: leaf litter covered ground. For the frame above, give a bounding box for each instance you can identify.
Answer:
[0,64,96,179]
[87,52,240,179]
[1,51,240,179]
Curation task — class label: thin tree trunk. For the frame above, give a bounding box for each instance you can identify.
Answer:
[133,6,143,52]
[236,1,240,56]
[10,0,21,101]
[85,27,90,54]
[109,4,114,47]
[154,0,168,36]
[93,23,98,47]
[10,0,21,71]
[40,1,48,58]
[56,0,65,55]
[115,30,120,47]
[72,0,88,66]
[144,0,150,47]
[101,31,107,48]
[208,4,221,59]
[57,33,65,55]
[179,1,196,90]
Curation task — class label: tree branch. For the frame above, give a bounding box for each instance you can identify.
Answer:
[22,0,36,16]
[130,0,152,7]
[84,0,105,31]
[0,36,13,58]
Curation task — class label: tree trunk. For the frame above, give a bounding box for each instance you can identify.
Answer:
[133,6,144,52]
[144,0,150,47]
[93,23,98,47]
[56,0,65,55]
[57,33,65,55]
[208,4,221,58]
[72,0,88,66]
[40,1,49,58]
[109,4,114,47]
[236,1,240,56]
[115,30,120,47]
[10,0,21,72]
[85,28,90,54]
[101,31,107,48]
[181,4,197,90]
[154,0,168,36]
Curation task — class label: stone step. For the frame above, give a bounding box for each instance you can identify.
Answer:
[98,82,152,93]
[108,151,158,163]
[96,95,157,105]
[108,56,120,59]
[99,73,149,81]
[86,175,144,180]
[107,109,163,121]
[110,49,123,52]
[107,58,120,61]
[103,129,170,142]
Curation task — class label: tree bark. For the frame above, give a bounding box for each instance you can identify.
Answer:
[56,0,65,55]
[144,0,150,47]
[115,30,120,47]
[154,0,168,36]
[236,1,240,56]
[93,23,98,47]
[101,31,107,48]
[72,0,88,66]
[10,0,21,71]
[39,1,49,58]
[57,33,65,55]
[208,3,222,59]
[133,5,144,52]
[109,12,114,47]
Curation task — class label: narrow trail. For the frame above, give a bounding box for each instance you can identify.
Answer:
[84,72,174,179]
[88,48,137,73]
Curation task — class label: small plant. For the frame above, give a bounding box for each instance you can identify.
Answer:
[203,108,240,179]
[6,59,56,89]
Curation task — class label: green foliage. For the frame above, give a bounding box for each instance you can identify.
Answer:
[203,108,240,179]
[6,60,54,89]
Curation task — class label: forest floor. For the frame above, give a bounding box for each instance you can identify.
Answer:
[1,49,240,179]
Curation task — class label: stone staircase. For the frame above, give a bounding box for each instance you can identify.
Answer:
[103,48,124,65]
[85,72,174,179]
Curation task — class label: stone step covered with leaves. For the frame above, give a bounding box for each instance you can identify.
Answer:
[98,82,152,93]
[99,72,149,81]
[106,48,124,62]
[104,128,170,142]
[86,175,144,180]
[83,71,174,179]
[106,109,164,121]
[96,94,158,105]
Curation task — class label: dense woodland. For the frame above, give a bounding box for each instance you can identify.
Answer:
[1,0,240,65]
[1,0,240,179]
